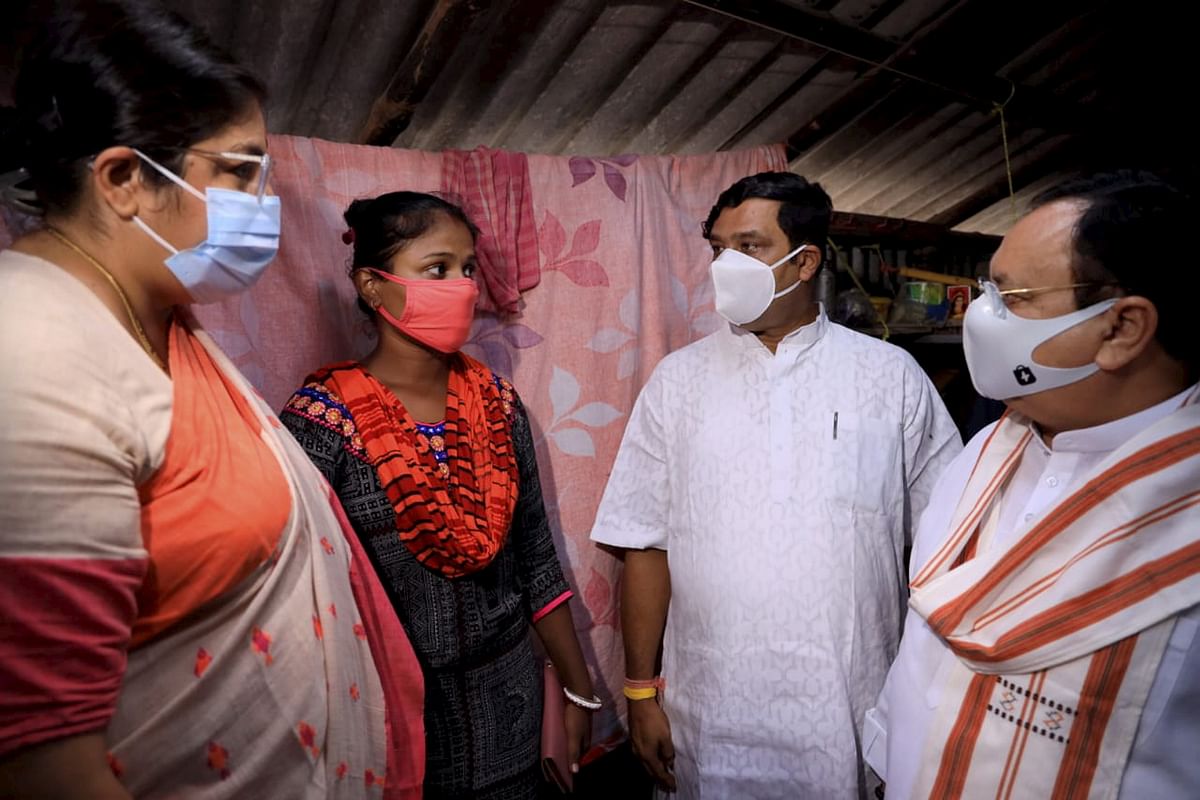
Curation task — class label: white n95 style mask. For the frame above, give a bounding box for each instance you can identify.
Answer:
[711,244,810,325]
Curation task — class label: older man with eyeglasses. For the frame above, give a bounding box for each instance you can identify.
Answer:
[864,171,1200,800]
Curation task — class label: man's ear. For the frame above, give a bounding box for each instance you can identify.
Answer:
[796,245,822,282]
[1094,296,1158,372]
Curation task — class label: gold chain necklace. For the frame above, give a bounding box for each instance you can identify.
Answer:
[45,226,167,370]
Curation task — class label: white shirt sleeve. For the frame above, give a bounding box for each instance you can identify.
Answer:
[901,359,964,546]
[862,702,890,780]
[590,363,671,550]
[863,429,991,796]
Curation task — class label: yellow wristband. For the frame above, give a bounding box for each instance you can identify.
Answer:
[623,685,658,701]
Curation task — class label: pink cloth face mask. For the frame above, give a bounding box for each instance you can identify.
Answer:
[369,268,480,354]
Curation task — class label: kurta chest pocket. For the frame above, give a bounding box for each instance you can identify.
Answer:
[829,411,902,514]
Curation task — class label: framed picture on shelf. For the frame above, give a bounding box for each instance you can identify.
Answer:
[947,285,971,320]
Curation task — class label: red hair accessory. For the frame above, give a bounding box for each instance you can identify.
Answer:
[341,228,356,245]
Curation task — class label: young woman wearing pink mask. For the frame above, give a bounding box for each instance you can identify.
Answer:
[282,192,596,799]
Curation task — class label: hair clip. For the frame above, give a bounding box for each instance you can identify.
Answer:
[341,228,355,245]
[0,168,44,216]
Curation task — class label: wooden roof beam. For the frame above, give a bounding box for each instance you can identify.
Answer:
[711,0,908,153]
[927,137,1085,229]
[357,0,489,147]
[685,0,1093,151]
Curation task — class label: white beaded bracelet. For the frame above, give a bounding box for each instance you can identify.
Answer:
[562,686,603,711]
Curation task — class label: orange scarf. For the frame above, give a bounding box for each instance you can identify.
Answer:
[318,355,518,578]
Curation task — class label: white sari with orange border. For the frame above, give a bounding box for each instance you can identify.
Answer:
[0,250,424,798]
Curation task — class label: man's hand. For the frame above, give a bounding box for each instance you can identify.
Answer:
[629,699,676,791]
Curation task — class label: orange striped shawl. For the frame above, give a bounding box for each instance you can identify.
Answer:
[908,395,1200,799]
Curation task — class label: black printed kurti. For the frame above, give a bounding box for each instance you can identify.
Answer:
[282,376,571,800]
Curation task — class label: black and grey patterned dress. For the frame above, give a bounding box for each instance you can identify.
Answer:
[282,374,571,800]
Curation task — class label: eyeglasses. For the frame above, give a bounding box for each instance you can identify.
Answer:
[182,148,273,200]
[87,147,274,202]
[978,280,1120,314]
[993,281,1108,297]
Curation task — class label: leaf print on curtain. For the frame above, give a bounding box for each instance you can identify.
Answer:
[544,366,624,458]
[464,315,544,378]
[583,567,620,629]
[586,290,643,381]
[540,212,608,287]
[569,155,639,202]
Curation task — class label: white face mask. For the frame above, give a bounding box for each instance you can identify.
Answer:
[962,280,1116,400]
[711,244,809,325]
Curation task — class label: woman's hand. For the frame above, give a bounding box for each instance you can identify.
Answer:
[563,702,593,774]
[0,733,133,799]
[534,603,597,774]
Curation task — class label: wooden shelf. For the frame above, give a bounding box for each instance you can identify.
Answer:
[852,321,963,343]
[829,211,1001,248]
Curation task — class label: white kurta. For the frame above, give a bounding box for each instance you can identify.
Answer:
[591,310,961,799]
[866,385,1200,799]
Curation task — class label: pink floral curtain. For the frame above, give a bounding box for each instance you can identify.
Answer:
[0,136,788,746]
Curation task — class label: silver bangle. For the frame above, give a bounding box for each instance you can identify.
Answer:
[562,686,602,711]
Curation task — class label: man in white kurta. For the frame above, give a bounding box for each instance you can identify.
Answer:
[864,388,1200,799]
[591,172,961,799]
[865,172,1200,799]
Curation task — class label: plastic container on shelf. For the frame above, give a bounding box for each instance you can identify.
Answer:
[816,264,837,312]
[868,296,892,320]
[904,281,945,306]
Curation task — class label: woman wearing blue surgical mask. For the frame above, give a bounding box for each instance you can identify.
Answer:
[0,2,423,798]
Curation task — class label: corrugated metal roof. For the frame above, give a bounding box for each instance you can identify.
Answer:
[3,0,1192,236]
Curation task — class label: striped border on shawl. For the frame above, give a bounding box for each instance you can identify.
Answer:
[1049,636,1137,800]
[928,671,997,798]
[912,420,1032,588]
[926,426,1200,639]
[949,537,1200,665]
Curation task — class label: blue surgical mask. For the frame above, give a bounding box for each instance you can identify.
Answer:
[131,148,281,304]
